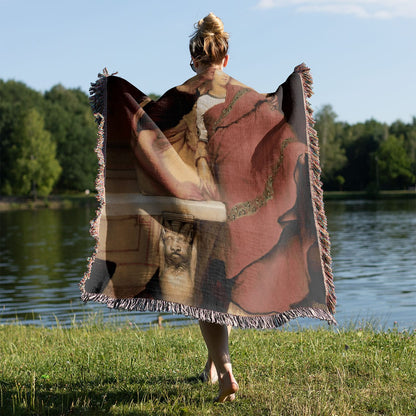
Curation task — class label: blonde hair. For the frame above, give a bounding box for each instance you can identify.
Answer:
[189,13,229,65]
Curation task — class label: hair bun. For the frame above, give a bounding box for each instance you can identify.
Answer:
[197,12,228,38]
[189,13,229,64]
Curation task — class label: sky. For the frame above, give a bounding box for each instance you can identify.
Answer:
[1,0,415,125]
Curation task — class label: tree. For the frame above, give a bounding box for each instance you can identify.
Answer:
[0,80,45,194]
[0,103,20,194]
[148,93,161,101]
[0,79,44,109]
[376,135,415,189]
[314,105,347,189]
[341,119,387,191]
[44,85,97,191]
[10,108,61,197]
[389,118,416,181]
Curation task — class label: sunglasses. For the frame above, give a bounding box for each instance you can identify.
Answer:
[190,59,196,73]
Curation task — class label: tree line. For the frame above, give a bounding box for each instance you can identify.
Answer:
[315,105,415,191]
[0,80,415,197]
[0,80,97,197]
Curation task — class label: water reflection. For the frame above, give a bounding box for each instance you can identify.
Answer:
[0,199,415,329]
[0,205,192,327]
[324,199,416,329]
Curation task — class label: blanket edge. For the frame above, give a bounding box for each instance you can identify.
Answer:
[81,291,337,328]
[294,63,336,316]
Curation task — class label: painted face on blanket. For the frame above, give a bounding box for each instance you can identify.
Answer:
[162,226,193,267]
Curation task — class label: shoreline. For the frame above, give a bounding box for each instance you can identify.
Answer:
[323,190,416,200]
[0,190,415,211]
[0,194,98,211]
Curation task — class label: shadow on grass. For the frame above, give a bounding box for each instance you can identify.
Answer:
[1,374,209,415]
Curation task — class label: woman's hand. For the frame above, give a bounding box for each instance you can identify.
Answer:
[197,158,219,200]
[173,181,205,201]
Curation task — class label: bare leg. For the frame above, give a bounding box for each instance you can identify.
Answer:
[200,354,218,384]
[199,321,239,402]
[200,326,232,384]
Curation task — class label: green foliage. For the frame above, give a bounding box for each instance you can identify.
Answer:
[343,119,387,191]
[8,108,61,197]
[0,103,19,194]
[0,80,97,196]
[0,80,45,195]
[44,85,97,191]
[314,105,347,183]
[0,79,44,108]
[148,92,161,101]
[314,105,416,191]
[376,135,415,189]
[389,117,416,180]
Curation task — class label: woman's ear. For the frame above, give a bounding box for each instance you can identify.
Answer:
[223,55,229,68]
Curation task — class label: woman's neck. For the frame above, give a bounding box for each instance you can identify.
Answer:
[196,63,223,75]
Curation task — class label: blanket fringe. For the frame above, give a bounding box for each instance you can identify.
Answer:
[295,63,336,315]
[81,291,337,329]
[79,69,111,293]
[89,68,117,116]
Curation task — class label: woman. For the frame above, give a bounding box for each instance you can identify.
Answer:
[82,12,335,405]
[188,13,239,402]
[189,14,311,401]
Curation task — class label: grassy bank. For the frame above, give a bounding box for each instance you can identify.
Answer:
[0,322,415,415]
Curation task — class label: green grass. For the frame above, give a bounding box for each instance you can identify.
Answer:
[0,320,415,415]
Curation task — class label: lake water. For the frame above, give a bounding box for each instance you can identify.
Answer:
[1,198,415,330]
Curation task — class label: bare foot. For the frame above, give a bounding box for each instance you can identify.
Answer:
[215,372,239,403]
[199,358,218,384]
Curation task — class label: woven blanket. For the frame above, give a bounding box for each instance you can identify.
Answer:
[80,64,336,328]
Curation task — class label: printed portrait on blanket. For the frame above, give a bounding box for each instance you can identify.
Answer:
[158,217,197,305]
